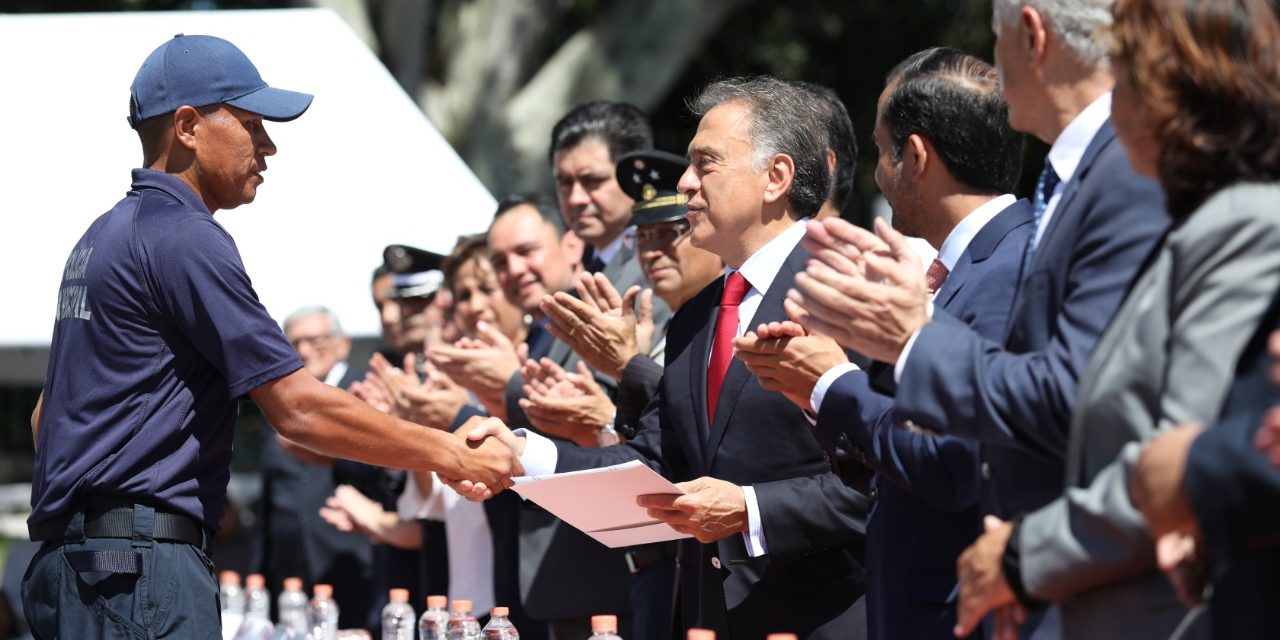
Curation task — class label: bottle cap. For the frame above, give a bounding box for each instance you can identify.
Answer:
[491,606,509,617]
[688,629,716,640]
[283,577,303,591]
[766,635,798,640]
[313,584,333,598]
[452,599,472,613]
[426,595,448,609]
[591,615,618,632]
[246,574,265,589]
[389,588,409,603]
[219,571,240,586]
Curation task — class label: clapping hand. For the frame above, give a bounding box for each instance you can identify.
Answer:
[541,272,655,379]
[788,217,929,364]
[429,321,523,418]
[518,359,617,447]
[734,320,849,413]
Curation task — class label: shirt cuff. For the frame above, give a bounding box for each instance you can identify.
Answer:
[811,363,862,414]
[893,300,933,384]
[741,485,768,558]
[513,428,559,478]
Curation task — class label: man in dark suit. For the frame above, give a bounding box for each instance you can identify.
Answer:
[1130,289,1280,638]
[467,76,871,639]
[736,48,1031,640]
[256,306,374,628]
[785,2,1168,636]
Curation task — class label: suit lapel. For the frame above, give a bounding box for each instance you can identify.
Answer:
[703,244,810,472]
[938,199,1034,308]
[686,278,721,466]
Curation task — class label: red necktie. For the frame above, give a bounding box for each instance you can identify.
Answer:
[707,271,750,423]
[925,258,950,294]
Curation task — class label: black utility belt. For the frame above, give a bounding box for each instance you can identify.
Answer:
[29,503,207,547]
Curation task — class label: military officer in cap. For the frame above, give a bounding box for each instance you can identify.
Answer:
[530,149,723,638]
[385,245,452,359]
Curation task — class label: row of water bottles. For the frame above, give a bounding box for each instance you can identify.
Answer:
[389,593,516,640]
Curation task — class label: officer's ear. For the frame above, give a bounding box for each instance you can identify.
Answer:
[173,105,202,151]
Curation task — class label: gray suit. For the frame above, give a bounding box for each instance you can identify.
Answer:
[1016,182,1280,638]
[510,241,670,637]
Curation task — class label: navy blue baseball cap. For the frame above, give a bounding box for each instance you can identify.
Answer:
[128,34,313,129]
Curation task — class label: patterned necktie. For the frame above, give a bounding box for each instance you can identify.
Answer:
[707,271,750,424]
[925,258,950,294]
[1025,161,1062,268]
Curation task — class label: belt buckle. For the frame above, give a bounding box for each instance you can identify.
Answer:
[625,551,640,575]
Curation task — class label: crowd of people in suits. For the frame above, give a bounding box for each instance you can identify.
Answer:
[254,0,1280,638]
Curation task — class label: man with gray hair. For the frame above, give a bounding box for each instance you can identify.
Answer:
[784,0,1168,638]
[465,76,872,638]
[256,306,375,629]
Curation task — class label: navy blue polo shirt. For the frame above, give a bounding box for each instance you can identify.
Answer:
[30,169,302,530]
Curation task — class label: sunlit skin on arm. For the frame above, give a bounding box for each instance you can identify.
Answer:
[249,369,520,492]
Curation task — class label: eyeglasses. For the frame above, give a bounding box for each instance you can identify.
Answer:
[631,219,693,249]
[288,333,333,349]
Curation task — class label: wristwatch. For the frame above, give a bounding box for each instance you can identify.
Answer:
[596,412,621,446]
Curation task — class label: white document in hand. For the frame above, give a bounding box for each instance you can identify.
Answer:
[511,460,691,548]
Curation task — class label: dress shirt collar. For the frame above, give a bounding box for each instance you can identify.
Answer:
[595,232,627,268]
[1047,92,1111,185]
[728,217,810,294]
[323,360,349,387]
[936,194,1017,270]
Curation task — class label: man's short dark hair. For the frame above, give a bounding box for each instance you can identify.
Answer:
[690,76,832,218]
[882,47,1023,195]
[793,81,858,211]
[492,192,567,236]
[549,100,654,164]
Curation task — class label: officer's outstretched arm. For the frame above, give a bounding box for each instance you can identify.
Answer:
[250,369,521,492]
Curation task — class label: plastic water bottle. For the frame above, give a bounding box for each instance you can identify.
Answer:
[418,595,449,640]
[245,574,271,622]
[220,571,246,639]
[444,599,481,640]
[277,577,310,636]
[480,607,518,639]
[382,588,416,640]
[686,630,715,640]
[588,615,623,639]
[765,635,797,640]
[308,583,339,640]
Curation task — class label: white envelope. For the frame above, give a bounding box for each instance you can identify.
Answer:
[511,460,691,547]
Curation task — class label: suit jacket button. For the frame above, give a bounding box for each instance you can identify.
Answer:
[981,461,992,480]
[837,432,852,448]
[869,486,879,501]
[711,556,722,570]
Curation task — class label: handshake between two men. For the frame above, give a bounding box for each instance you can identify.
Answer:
[439,214,938,546]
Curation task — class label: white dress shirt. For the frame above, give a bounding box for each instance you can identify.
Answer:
[1034,92,1112,248]
[595,232,627,268]
[398,473,496,615]
[518,218,812,558]
[322,361,348,387]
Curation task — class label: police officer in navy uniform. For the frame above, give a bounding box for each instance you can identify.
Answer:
[23,34,517,638]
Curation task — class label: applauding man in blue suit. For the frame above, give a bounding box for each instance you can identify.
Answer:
[737,47,1032,640]
[783,1,1168,637]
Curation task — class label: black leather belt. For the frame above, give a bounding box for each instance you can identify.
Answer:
[29,505,207,547]
[625,542,678,575]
